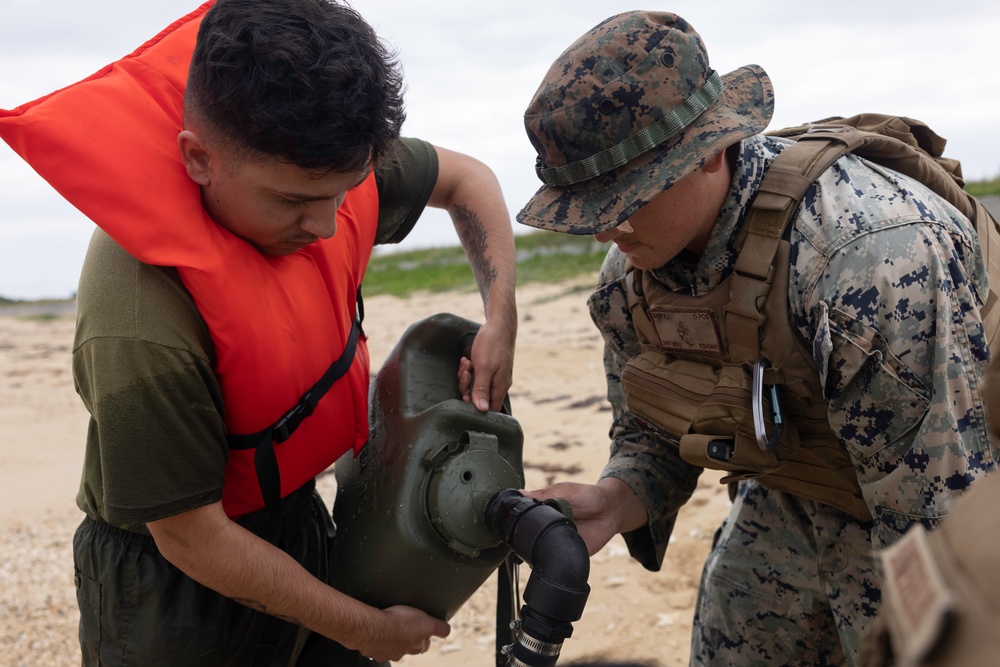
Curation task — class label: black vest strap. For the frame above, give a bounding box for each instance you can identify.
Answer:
[227,291,365,513]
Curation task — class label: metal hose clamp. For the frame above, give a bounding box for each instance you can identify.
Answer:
[752,359,783,451]
[515,628,562,657]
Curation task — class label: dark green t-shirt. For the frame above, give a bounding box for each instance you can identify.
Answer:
[73,138,438,531]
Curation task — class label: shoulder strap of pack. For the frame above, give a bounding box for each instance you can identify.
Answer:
[772,115,1000,345]
[728,115,1000,362]
[726,129,860,362]
[622,259,664,350]
[972,198,1000,345]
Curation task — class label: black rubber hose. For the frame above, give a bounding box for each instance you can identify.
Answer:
[485,489,591,666]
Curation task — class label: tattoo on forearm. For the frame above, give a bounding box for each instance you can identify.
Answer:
[453,203,498,304]
[230,596,304,626]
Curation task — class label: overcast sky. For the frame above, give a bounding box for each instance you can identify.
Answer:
[1,0,998,299]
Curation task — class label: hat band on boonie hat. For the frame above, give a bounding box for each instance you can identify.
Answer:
[535,70,722,188]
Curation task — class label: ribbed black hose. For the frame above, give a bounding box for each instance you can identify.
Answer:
[486,489,591,666]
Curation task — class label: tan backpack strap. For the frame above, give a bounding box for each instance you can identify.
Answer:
[623,261,660,350]
[774,115,984,225]
[726,130,862,362]
[729,115,999,360]
[974,199,1000,346]
[789,116,1000,348]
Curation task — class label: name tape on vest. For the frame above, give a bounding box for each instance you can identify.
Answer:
[649,307,722,355]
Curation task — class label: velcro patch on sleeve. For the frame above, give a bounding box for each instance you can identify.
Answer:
[879,525,954,662]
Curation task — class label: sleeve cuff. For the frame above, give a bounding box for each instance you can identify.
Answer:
[601,460,700,571]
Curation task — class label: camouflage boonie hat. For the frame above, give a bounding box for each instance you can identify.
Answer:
[516,12,775,234]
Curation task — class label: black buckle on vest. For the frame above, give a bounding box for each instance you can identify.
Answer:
[271,390,315,444]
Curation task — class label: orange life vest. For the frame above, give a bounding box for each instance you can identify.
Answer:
[0,1,376,518]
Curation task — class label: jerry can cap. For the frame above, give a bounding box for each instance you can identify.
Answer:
[426,431,524,557]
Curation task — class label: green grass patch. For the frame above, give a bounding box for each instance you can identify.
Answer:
[364,230,607,297]
[967,176,1000,198]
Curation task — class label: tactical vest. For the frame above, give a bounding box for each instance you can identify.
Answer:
[621,115,1000,521]
[623,247,870,519]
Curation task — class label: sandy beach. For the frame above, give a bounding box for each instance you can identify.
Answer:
[0,277,733,666]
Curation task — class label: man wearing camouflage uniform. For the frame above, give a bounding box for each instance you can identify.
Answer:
[520,12,998,666]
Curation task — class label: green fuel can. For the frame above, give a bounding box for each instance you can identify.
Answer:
[329,312,524,620]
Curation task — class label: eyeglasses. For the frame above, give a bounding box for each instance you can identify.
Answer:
[616,220,634,233]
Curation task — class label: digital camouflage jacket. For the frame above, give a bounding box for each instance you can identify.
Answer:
[590,134,996,570]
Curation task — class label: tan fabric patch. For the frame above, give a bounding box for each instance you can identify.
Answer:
[649,307,722,355]
[880,526,954,661]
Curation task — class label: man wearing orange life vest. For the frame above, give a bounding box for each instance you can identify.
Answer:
[0,0,517,664]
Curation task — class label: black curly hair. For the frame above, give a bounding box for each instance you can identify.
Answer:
[184,0,406,173]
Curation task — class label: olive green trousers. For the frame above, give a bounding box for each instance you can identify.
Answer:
[73,480,387,667]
